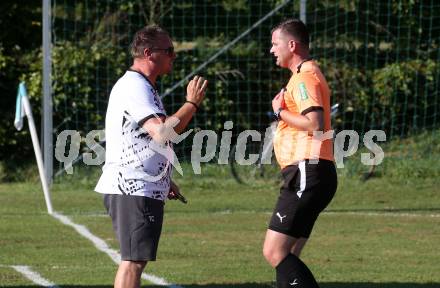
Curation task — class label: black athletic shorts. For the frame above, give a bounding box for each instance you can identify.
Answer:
[268,159,337,238]
[104,194,164,261]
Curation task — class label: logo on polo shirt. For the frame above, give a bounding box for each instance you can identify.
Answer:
[299,82,309,100]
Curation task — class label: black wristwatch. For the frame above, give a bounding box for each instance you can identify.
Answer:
[274,107,284,121]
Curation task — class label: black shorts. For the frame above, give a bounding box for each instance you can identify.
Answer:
[268,159,337,238]
[104,194,164,261]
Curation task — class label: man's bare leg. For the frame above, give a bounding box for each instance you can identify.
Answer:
[114,260,147,288]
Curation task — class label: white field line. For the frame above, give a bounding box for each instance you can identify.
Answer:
[51,212,182,288]
[10,265,59,288]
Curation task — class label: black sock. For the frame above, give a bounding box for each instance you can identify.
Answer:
[275,253,320,288]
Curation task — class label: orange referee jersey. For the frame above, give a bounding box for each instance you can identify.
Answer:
[273,60,334,169]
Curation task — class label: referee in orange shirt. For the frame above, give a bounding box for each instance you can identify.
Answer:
[262,19,337,288]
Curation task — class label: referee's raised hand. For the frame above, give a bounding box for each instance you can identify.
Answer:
[186,75,208,107]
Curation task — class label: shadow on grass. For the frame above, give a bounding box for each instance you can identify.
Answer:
[327,207,440,213]
[2,283,440,288]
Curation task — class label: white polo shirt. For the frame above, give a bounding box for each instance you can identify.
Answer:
[95,70,172,200]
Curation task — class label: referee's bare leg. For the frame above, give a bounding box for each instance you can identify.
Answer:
[263,230,308,267]
[290,237,308,257]
[263,229,297,267]
[264,230,320,288]
[114,260,146,288]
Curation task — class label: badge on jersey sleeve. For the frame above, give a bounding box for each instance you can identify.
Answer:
[298,82,309,100]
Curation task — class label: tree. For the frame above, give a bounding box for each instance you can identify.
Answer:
[0,1,42,180]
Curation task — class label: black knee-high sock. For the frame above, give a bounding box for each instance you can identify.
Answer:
[275,253,320,288]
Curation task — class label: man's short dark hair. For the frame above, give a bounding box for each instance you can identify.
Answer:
[272,18,309,48]
[130,25,170,58]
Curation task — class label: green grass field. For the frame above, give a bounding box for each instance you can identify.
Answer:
[1,131,440,287]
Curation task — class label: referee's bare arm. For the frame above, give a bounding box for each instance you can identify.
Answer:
[272,89,323,132]
[279,109,324,132]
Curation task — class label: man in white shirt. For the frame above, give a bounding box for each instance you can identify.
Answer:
[95,25,207,288]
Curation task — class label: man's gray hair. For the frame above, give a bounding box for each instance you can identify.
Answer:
[130,25,170,58]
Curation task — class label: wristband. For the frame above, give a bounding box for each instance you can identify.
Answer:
[185,100,199,111]
[274,107,284,121]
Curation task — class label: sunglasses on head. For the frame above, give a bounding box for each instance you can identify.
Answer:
[151,46,175,56]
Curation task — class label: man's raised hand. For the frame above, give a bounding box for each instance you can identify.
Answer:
[186,75,208,107]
